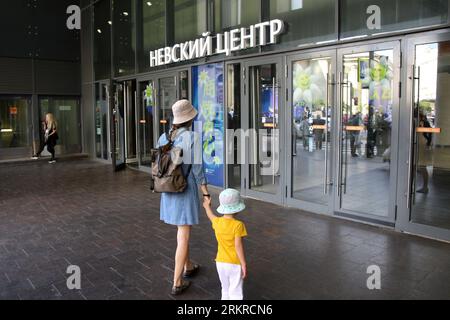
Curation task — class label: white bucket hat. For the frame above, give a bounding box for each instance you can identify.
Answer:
[217,189,246,215]
[172,99,198,125]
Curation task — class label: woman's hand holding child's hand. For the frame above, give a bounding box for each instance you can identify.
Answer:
[203,196,211,209]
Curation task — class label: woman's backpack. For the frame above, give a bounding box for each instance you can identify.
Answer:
[150,135,191,193]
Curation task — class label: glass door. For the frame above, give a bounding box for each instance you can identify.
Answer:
[0,95,31,159]
[158,75,177,137]
[397,32,450,242]
[138,79,156,169]
[124,80,137,166]
[112,82,126,171]
[38,96,81,155]
[286,51,336,214]
[242,58,284,203]
[336,42,400,224]
[95,82,110,160]
[136,70,189,170]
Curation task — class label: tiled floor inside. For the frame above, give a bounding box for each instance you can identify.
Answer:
[0,159,449,300]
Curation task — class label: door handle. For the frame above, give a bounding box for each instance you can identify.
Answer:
[407,65,421,209]
[323,73,335,195]
[337,72,343,197]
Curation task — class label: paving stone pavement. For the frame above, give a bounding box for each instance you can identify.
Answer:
[1,159,450,300]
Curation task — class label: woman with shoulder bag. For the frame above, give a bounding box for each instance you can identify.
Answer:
[156,99,210,295]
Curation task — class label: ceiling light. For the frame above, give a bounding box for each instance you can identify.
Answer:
[108,20,112,25]
[97,29,102,33]
[147,1,152,6]
[123,11,129,16]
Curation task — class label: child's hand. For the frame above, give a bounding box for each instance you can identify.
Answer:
[241,264,247,279]
[202,196,211,209]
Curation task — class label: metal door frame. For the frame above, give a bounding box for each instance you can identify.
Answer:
[397,30,450,242]
[285,49,337,215]
[241,56,285,204]
[334,41,401,225]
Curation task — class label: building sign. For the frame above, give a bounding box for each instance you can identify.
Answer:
[192,63,224,187]
[149,19,285,68]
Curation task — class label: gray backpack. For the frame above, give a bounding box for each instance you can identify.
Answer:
[150,134,191,193]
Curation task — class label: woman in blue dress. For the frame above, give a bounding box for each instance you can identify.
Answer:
[157,99,210,295]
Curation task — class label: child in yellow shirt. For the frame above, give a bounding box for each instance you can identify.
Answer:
[203,188,247,300]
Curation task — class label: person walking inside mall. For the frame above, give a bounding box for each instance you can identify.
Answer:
[32,113,58,163]
[157,99,210,295]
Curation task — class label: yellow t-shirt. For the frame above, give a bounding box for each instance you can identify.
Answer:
[212,217,247,265]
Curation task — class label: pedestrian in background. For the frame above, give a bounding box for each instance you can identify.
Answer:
[32,113,58,163]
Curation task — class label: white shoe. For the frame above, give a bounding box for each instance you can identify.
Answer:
[48,160,56,164]
[31,156,39,160]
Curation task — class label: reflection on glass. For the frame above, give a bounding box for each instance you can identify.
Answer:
[0,96,29,149]
[340,0,448,39]
[158,76,177,137]
[139,0,165,72]
[227,64,241,190]
[140,80,155,167]
[174,0,207,43]
[102,85,109,159]
[266,0,336,49]
[114,84,126,165]
[179,71,189,100]
[94,0,112,80]
[410,41,450,231]
[291,58,332,205]
[214,0,260,30]
[113,0,136,75]
[249,64,279,194]
[95,84,109,160]
[124,81,137,160]
[39,97,81,154]
[340,50,394,217]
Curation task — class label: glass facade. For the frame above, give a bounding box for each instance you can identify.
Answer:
[91,0,450,75]
[139,0,166,72]
[265,0,337,49]
[94,0,112,80]
[113,0,136,76]
[174,0,207,43]
[0,96,30,149]
[39,97,82,155]
[340,0,449,39]
[214,0,260,31]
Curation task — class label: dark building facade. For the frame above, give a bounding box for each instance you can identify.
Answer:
[0,0,82,160]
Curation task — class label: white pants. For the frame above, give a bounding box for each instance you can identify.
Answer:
[216,262,243,300]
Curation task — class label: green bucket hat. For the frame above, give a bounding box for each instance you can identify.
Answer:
[217,188,245,215]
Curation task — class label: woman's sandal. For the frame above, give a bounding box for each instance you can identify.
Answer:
[183,264,200,278]
[171,280,191,296]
